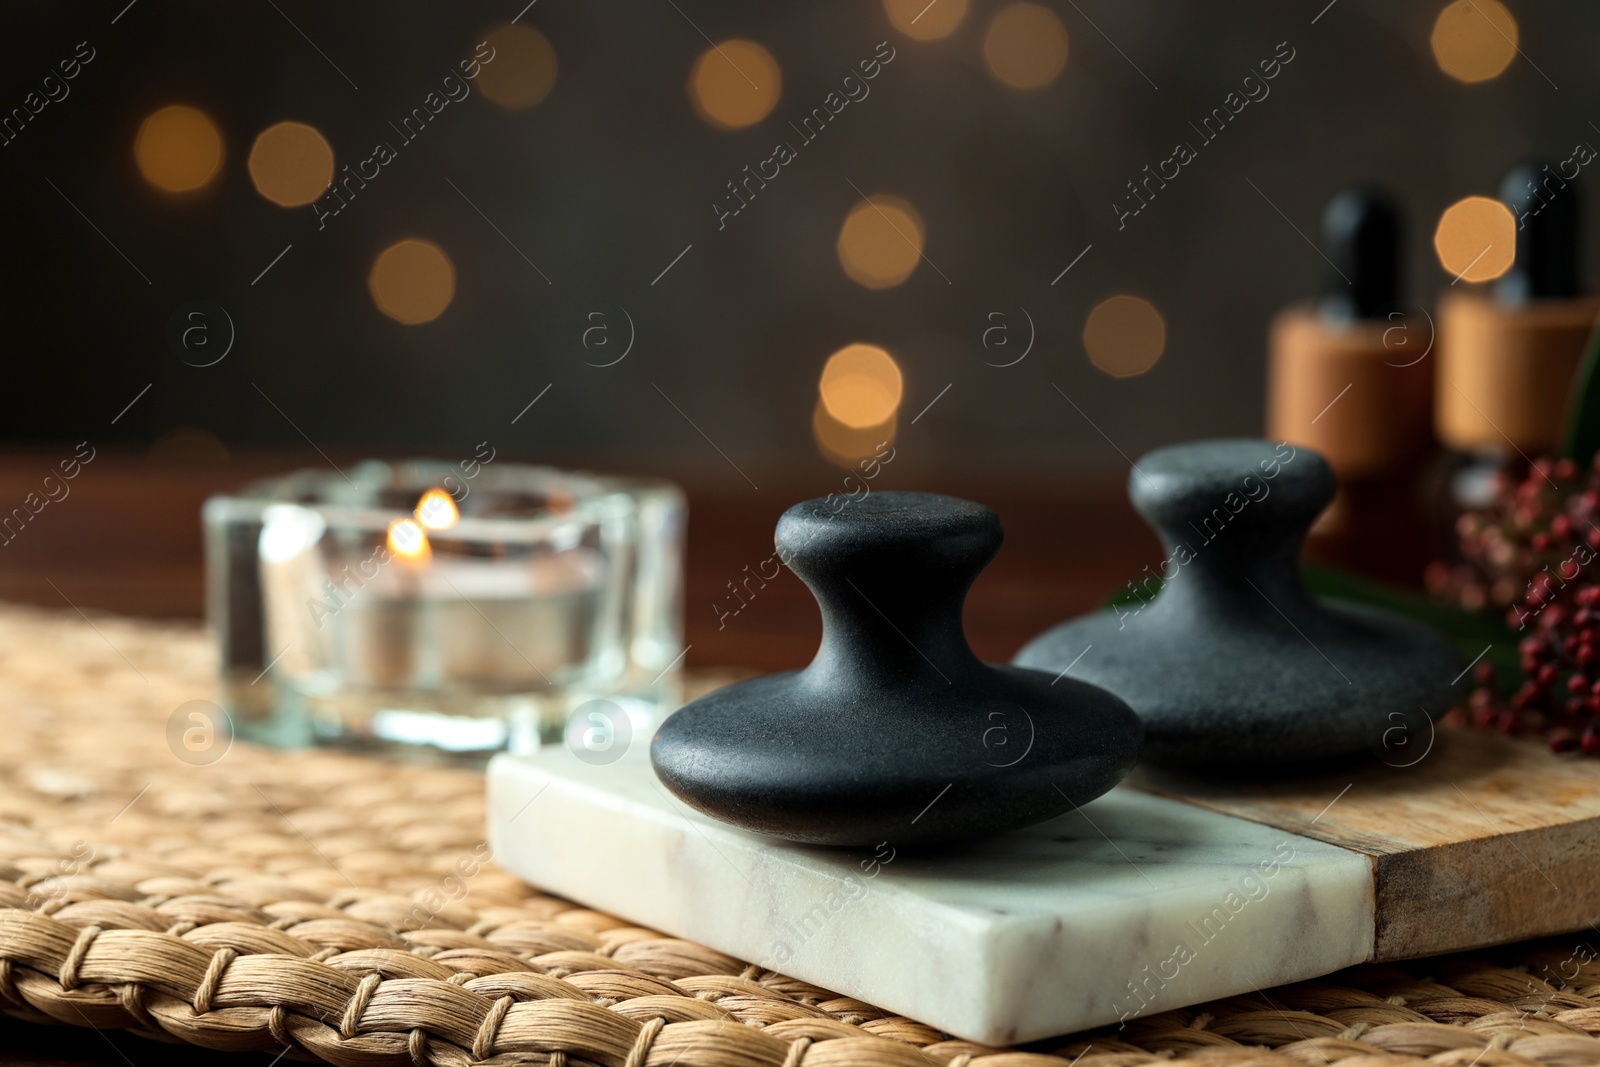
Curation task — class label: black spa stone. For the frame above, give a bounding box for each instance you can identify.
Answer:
[651,491,1142,847]
[1013,439,1465,770]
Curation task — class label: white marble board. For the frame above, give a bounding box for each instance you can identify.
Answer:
[487,749,1373,1044]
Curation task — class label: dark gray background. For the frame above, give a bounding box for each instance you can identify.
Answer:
[1,1,1590,485]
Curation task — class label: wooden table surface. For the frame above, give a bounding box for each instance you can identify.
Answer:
[0,448,1158,1064]
[0,450,1157,672]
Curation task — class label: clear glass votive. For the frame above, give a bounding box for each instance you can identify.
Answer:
[204,461,684,760]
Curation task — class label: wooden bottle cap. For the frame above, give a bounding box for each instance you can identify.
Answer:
[1434,291,1600,452]
[1436,161,1598,454]
[1266,189,1431,482]
[1268,306,1434,479]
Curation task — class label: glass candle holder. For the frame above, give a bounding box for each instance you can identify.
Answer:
[204,461,684,759]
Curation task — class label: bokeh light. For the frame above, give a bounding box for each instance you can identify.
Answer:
[837,196,925,289]
[820,344,904,429]
[983,3,1069,91]
[689,40,781,129]
[1083,296,1166,378]
[415,488,460,530]
[814,401,897,469]
[477,23,559,109]
[369,239,457,325]
[248,121,334,207]
[1431,0,1518,84]
[134,105,224,193]
[1433,196,1516,282]
[884,0,969,41]
[387,518,431,562]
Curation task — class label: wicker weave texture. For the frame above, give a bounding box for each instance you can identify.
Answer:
[2,604,1600,1066]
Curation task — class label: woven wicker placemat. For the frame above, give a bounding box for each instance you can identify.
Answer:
[2,604,1600,1066]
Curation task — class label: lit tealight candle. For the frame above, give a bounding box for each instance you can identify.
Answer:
[415,488,459,530]
[387,517,432,562]
[263,490,609,721]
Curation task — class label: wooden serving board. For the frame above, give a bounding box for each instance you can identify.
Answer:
[1134,726,1600,960]
[491,724,1600,1043]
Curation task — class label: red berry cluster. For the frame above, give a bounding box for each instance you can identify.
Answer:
[1426,456,1600,756]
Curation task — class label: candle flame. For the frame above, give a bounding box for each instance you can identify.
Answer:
[415,488,460,530]
[387,518,431,562]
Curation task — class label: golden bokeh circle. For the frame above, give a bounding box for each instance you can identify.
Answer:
[820,344,904,429]
[983,3,1069,91]
[689,40,781,129]
[387,518,432,562]
[814,400,897,469]
[1433,195,1516,282]
[477,23,559,109]
[883,0,969,41]
[1431,0,1518,84]
[135,105,224,193]
[1083,296,1167,378]
[369,239,457,325]
[837,196,925,289]
[248,121,334,207]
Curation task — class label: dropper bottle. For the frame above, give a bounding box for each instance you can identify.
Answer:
[1267,187,1435,582]
[1435,160,1600,508]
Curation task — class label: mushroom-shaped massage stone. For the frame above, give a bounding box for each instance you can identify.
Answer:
[1014,440,1464,770]
[651,491,1142,846]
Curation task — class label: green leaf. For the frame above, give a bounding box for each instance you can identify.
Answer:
[1302,563,1519,693]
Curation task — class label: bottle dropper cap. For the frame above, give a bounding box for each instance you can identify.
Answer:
[1435,159,1597,454]
[1496,160,1581,304]
[1268,184,1429,491]
[1318,187,1402,323]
